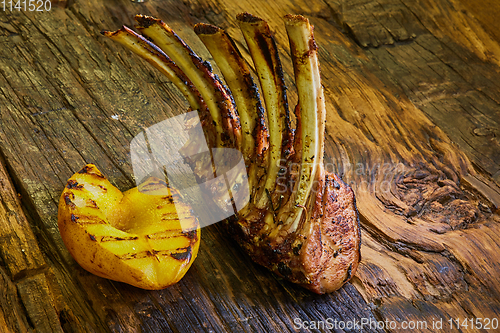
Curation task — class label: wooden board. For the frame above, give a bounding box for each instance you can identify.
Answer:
[0,0,499,331]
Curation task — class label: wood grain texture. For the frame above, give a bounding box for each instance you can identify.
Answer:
[0,0,499,332]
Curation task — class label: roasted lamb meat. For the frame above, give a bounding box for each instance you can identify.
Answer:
[103,13,361,294]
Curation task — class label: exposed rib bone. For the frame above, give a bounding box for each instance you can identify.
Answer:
[279,15,326,232]
[227,14,359,294]
[134,15,241,149]
[237,13,294,209]
[101,26,201,111]
[194,24,269,198]
[102,25,217,172]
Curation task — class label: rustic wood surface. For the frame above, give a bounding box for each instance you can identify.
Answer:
[1,0,499,332]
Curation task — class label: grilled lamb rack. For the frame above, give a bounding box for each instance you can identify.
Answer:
[103,13,361,294]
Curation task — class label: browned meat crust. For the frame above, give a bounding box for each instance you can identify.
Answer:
[104,12,361,294]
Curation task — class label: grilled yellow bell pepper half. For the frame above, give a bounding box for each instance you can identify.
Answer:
[58,164,200,289]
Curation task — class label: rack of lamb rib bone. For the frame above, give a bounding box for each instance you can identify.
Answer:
[103,12,361,294]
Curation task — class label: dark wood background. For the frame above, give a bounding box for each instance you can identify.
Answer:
[1,0,499,332]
